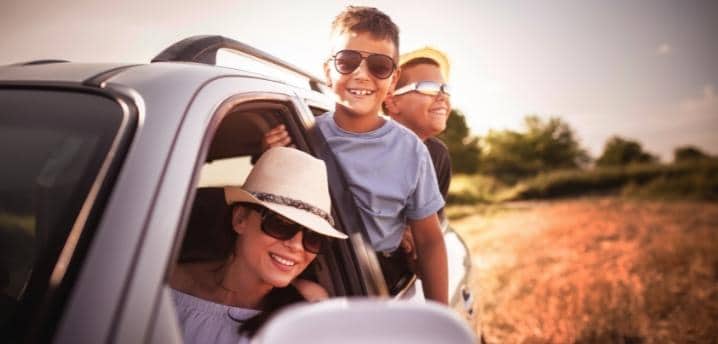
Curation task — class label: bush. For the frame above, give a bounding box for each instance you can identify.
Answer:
[596,136,658,167]
[447,174,507,204]
[479,116,589,184]
[674,145,712,163]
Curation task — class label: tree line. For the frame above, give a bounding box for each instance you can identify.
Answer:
[438,109,714,184]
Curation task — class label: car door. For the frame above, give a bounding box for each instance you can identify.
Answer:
[114,75,329,343]
[102,73,365,343]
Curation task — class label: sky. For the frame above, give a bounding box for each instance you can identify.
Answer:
[2,0,717,161]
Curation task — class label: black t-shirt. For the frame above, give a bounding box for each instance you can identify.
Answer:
[424,137,452,218]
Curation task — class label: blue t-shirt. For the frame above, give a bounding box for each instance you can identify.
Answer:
[316,112,444,251]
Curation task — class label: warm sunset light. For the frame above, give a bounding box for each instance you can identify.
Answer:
[2,1,716,342]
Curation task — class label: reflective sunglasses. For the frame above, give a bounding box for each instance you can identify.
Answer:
[393,81,451,97]
[330,49,396,79]
[241,203,328,254]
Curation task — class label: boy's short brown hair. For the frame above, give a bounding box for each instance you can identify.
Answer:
[330,6,400,59]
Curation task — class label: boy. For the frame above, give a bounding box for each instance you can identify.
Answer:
[383,47,453,266]
[266,6,447,304]
[384,47,452,214]
[321,6,447,304]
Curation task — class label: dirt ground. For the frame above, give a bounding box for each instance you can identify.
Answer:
[448,197,718,343]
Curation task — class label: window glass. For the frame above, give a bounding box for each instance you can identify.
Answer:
[197,156,253,188]
[0,89,125,334]
[178,108,276,263]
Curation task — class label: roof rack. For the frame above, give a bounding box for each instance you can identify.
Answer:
[152,35,327,92]
[10,59,70,66]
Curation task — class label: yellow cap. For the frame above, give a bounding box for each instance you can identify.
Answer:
[399,47,450,82]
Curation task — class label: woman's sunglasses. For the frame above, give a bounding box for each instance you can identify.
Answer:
[330,49,396,80]
[240,203,328,254]
[393,81,451,97]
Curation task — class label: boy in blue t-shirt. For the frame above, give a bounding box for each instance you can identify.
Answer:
[264,6,447,304]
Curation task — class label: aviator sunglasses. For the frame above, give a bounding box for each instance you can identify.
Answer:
[240,203,328,254]
[393,81,451,97]
[330,49,397,79]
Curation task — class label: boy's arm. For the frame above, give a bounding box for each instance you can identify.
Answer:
[409,213,448,305]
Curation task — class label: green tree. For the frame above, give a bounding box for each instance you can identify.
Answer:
[596,136,657,166]
[479,115,589,183]
[438,109,480,173]
[523,116,590,169]
[674,145,711,163]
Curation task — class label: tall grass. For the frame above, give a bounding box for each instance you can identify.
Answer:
[448,174,506,204]
[448,160,718,203]
[451,198,718,342]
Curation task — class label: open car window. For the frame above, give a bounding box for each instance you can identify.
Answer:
[173,100,340,297]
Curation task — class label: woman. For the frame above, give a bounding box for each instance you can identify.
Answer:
[170,147,347,344]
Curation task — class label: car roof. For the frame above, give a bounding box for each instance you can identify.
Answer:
[0,35,329,95]
[0,60,288,86]
[0,62,135,84]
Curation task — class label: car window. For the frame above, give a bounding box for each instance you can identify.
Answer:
[0,89,128,339]
[174,101,335,291]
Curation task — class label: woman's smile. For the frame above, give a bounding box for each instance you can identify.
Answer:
[268,252,298,272]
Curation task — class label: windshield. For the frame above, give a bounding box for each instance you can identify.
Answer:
[0,88,127,339]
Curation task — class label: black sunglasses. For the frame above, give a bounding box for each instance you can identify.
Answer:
[240,203,328,254]
[331,49,396,79]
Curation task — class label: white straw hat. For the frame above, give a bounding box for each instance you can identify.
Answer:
[225,147,347,239]
[399,46,451,82]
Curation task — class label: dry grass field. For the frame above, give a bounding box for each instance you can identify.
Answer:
[448,197,718,343]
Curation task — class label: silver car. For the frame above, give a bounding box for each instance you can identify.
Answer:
[0,35,475,343]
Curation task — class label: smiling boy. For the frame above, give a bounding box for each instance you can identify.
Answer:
[384,47,452,218]
[316,6,448,304]
[381,48,453,273]
[261,6,448,304]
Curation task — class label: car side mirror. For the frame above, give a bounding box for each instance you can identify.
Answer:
[252,298,476,344]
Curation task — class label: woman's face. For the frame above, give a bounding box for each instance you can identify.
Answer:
[233,206,318,289]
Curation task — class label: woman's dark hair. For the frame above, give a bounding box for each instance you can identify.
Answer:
[179,188,237,262]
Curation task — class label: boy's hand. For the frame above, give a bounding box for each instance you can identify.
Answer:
[262,124,293,151]
[399,227,418,273]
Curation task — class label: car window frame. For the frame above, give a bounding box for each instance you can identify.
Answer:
[142,83,361,341]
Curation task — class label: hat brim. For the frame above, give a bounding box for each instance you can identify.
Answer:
[225,186,348,239]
